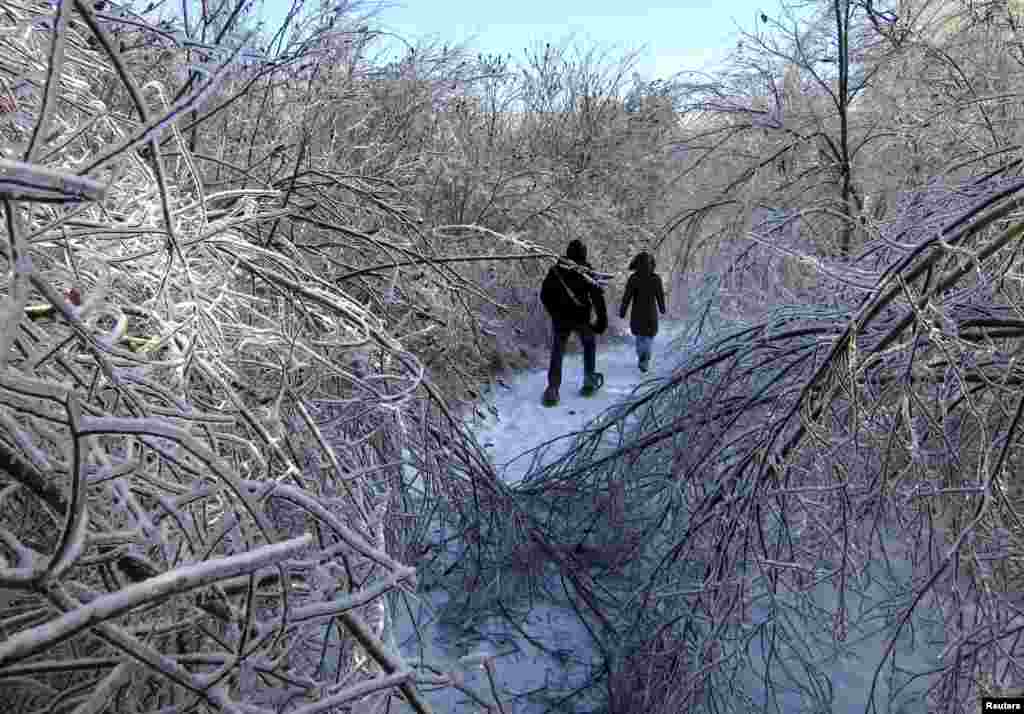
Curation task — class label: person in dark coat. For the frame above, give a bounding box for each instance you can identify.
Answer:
[619,251,666,372]
[540,239,608,405]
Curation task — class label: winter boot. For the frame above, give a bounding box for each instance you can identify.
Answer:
[580,372,604,397]
[542,386,560,407]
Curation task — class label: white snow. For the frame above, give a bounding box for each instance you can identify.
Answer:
[473,328,688,486]
[390,328,687,714]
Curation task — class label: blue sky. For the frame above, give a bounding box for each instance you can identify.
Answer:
[254,0,767,80]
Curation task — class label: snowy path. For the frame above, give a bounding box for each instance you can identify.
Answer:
[390,328,685,714]
[473,327,686,485]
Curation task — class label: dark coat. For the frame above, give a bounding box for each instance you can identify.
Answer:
[619,251,666,337]
[541,240,608,331]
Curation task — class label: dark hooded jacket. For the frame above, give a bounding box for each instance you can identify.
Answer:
[541,239,608,331]
[619,251,666,337]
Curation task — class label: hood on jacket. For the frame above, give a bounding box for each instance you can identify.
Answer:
[566,239,587,264]
[629,251,654,275]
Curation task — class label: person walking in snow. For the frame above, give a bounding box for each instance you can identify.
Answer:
[540,239,608,406]
[619,250,666,372]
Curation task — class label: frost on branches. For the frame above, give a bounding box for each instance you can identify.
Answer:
[0,2,498,712]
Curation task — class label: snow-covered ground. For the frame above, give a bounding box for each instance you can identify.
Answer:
[472,329,686,485]
[388,326,947,714]
[390,329,684,714]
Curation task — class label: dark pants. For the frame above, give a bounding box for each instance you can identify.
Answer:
[635,335,654,363]
[547,321,596,392]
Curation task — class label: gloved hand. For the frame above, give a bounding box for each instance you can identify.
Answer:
[592,315,607,334]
